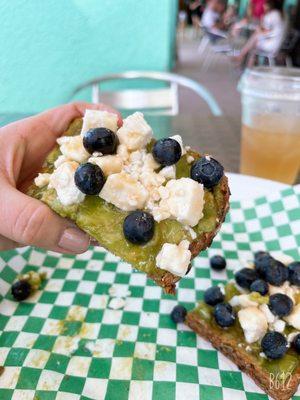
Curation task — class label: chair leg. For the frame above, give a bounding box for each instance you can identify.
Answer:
[198,37,209,56]
[256,55,262,66]
[202,51,213,72]
[200,42,212,66]
[92,84,100,103]
[285,56,293,67]
[268,56,275,66]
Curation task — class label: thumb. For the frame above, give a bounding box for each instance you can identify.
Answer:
[0,185,90,253]
[0,234,24,251]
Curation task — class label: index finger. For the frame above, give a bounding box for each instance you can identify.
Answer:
[0,102,122,145]
[39,102,122,138]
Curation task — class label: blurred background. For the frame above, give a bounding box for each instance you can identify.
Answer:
[0,0,299,182]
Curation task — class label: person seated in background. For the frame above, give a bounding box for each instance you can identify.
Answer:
[223,4,238,29]
[201,0,227,40]
[251,0,266,22]
[231,0,266,37]
[232,0,285,66]
[188,0,204,36]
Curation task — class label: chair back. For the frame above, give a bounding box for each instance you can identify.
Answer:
[71,71,222,116]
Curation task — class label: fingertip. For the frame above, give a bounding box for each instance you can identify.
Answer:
[58,226,90,254]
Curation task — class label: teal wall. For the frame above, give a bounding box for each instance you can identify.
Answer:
[0,0,177,114]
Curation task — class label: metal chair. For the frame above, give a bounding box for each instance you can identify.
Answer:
[71,71,223,116]
[255,26,298,67]
[197,26,234,72]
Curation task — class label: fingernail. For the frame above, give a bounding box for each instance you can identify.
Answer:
[58,227,89,253]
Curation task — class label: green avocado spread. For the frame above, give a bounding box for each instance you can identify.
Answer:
[28,118,225,279]
[194,282,299,378]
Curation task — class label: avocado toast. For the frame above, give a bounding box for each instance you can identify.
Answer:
[28,110,230,293]
[185,253,300,400]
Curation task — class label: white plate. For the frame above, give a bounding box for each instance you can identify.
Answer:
[227,172,290,201]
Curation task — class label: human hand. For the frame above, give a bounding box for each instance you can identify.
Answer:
[0,102,122,252]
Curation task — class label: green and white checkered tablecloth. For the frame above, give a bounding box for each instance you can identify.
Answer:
[0,186,299,400]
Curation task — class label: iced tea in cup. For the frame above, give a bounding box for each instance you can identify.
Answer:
[239,67,300,184]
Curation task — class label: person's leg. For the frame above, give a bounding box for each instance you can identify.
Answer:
[191,15,201,37]
[232,32,259,63]
[246,51,257,67]
[231,18,247,37]
[239,32,259,57]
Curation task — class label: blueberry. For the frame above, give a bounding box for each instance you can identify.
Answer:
[152,138,181,166]
[210,255,226,271]
[288,261,300,286]
[254,253,274,277]
[74,163,105,195]
[250,279,269,296]
[264,260,289,286]
[204,286,225,306]
[123,211,155,244]
[254,250,269,260]
[261,332,288,359]
[292,334,300,354]
[213,303,236,327]
[269,293,293,317]
[11,280,31,301]
[83,127,118,155]
[235,268,259,290]
[171,305,187,323]
[190,157,224,188]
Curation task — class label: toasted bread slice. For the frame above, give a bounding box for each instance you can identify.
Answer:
[28,118,230,294]
[186,310,300,400]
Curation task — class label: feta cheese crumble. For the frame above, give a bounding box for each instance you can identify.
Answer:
[99,172,149,212]
[259,304,276,324]
[159,178,204,227]
[159,165,176,180]
[270,319,286,333]
[170,135,186,155]
[238,307,268,344]
[117,112,153,151]
[287,331,299,343]
[184,225,197,240]
[108,297,126,310]
[229,294,258,308]
[81,109,118,135]
[285,303,300,330]
[49,161,85,206]
[117,144,130,162]
[54,154,69,168]
[57,135,89,163]
[34,173,51,188]
[156,240,191,277]
[88,155,123,176]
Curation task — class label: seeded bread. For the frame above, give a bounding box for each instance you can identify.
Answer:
[185,311,300,400]
[28,118,230,294]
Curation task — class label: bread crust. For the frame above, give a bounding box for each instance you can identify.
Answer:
[186,311,300,400]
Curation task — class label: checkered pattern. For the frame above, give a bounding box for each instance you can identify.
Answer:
[0,186,300,400]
